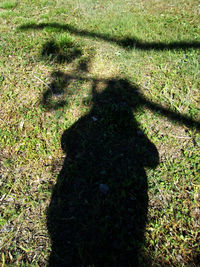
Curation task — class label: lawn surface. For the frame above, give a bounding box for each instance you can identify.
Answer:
[0,0,200,266]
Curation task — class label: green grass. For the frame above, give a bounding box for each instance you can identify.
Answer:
[0,1,17,9]
[0,0,200,266]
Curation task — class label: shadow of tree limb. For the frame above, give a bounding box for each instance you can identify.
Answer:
[19,22,200,51]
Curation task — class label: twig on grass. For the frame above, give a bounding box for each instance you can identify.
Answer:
[34,75,53,94]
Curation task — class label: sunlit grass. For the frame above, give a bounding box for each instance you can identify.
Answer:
[0,0,199,265]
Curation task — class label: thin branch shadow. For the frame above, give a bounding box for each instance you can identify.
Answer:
[19,22,200,51]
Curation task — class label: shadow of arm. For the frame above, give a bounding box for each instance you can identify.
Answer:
[142,97,200,130]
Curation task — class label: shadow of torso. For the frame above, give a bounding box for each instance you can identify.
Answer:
[47,79,159,266]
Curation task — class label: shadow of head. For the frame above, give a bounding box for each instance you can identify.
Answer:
[91,78,141,107]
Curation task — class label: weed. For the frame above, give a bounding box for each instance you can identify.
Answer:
[0,1,17,9]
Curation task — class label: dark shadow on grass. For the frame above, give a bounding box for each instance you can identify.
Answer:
[41,39,83,63]
[42,71,77,110]
[19,22,200,51]
[47,77,159,266]
[18,21,200,266]
[45,72,199,267]
[43,73,200,130]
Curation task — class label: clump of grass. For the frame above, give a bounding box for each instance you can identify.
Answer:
[41,33,83,63]
[0,1,17,9]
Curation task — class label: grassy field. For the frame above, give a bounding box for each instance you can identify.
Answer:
[0,0,200,266]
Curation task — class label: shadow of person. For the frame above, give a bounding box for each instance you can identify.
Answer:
[47,77,159,266]
[17,21,200,265]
